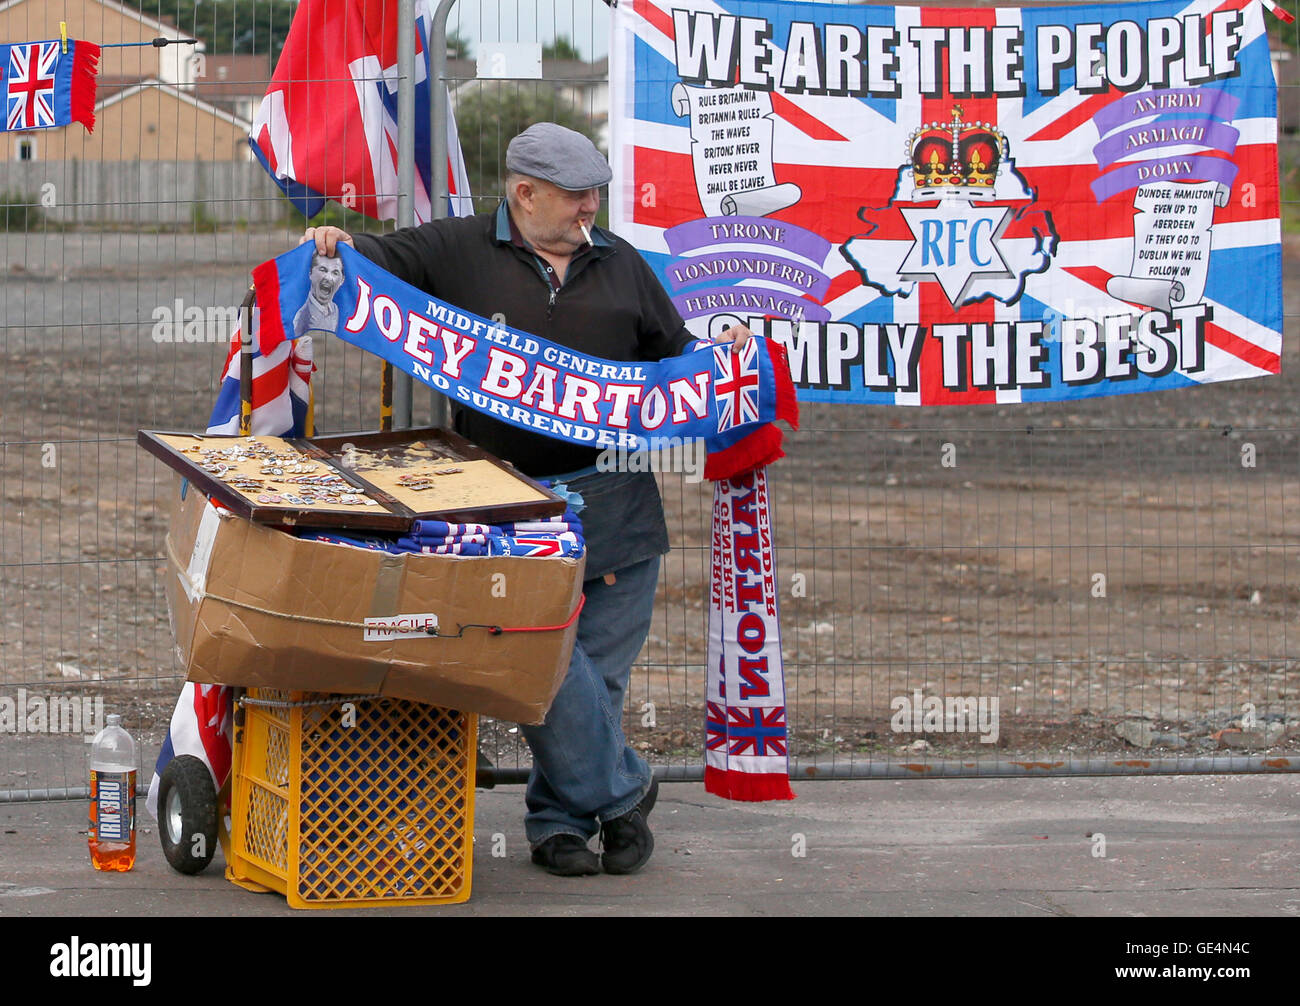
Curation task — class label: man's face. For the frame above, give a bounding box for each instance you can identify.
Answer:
[517,179,601,254]
[310,254,344,304]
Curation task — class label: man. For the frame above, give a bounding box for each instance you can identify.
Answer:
[293,251,344,338]
[302,122,750,877]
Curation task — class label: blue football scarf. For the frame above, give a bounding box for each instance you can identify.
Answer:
[253,241,798,801]
[253,243,797,478]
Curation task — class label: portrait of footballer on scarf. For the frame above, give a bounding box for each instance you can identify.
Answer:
[293,250,345,339]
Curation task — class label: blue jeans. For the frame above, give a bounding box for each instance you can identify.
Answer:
[522,555,659,846]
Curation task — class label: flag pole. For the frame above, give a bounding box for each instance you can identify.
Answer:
[428,0,458,430]
[388,0,419,432]
[431,0,456,223]
[238,286,255,437]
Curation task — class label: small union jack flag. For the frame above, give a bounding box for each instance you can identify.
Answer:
[6,42,58,130]
[723,705,788,757]
[1,38,99,134]
[713,339,761,433]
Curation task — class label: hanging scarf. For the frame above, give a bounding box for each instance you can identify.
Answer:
[254,245,796,469]
[704,468,794,800]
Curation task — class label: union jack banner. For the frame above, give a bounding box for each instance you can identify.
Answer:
[487,534,585,558]
[704,702,728,750]
[1,39,98,133]
[610,0,1281,405]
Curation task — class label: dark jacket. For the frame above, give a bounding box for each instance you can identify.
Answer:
[351,203,694,578]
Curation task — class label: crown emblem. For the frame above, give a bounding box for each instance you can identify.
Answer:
[907,106,1007,199]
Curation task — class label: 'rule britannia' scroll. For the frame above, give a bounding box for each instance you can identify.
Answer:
[671,82,801,217]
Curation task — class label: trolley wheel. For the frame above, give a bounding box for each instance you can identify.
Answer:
[158,755,218,875]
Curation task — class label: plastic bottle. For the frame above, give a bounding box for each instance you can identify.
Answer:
[88,713,137,872]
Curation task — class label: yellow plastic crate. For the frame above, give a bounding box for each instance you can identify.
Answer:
[226,689,476,909]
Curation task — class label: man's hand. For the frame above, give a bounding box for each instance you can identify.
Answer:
[298,226,355,256]
[712,323,754,354]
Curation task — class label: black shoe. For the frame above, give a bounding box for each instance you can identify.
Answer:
[600,777,658,875]
[530,834,600,877]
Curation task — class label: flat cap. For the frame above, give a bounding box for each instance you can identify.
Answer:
[506,122,612,191]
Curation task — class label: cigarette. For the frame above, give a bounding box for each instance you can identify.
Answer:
[579,221,593,246]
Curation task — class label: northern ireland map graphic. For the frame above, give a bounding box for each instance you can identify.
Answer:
[841,107,1059,308]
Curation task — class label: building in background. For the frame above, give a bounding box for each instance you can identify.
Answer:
[196,53,273,127]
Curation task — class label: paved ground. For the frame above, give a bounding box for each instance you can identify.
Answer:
[1,775,1297,917]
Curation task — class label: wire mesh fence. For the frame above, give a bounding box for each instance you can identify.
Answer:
[1,0,1297,807]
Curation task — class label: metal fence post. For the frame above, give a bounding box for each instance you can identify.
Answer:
[427,0,459,429]
[391,0,419,430]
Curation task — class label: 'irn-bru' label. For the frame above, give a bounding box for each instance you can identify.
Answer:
[91,770,136,842]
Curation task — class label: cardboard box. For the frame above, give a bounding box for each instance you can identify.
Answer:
[163,480,584,724]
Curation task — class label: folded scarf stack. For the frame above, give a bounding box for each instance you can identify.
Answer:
[298,511,584,558]
[399,520,492,555]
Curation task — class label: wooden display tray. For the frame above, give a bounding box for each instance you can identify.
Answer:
[138,426,563,531]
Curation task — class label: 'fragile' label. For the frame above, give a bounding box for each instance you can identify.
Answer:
[363,613,439,640]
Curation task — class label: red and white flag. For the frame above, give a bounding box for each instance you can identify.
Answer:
[249,0,473,221]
